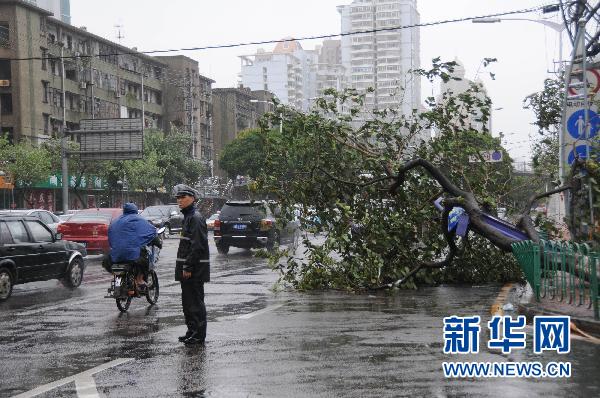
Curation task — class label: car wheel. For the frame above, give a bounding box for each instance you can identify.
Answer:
[63,257,84,288]
[0,268,13,301]
[216,243,229,255]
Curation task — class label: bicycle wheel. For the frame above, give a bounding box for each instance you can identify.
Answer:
[146,270,159,305]
[116,296,132,312]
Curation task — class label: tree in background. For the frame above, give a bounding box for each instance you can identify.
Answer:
[524,77,600,243]
[123,152,165,205]
[0,136,52,208]
[144,128,206,194]
[219,128,270,179]
[523,77,563,180]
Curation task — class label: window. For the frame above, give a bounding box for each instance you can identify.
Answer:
[0,221,13,244]
[65,65,77,81]
[42,81,49,103]
[5,220,29,243]
[43,113,50,134]
[0,93,12,115]
[26,221,53,242]
[0,59,10,80]
[41,48,48,70]
[0,23,9,47]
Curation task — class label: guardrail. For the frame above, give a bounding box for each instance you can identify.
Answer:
[512,240,599,320]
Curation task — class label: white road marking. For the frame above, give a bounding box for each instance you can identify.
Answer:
[238,302,287,320]
[12,358,133,398]
[15,298,97,317]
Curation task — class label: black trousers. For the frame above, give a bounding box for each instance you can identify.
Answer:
[180,277,207,339]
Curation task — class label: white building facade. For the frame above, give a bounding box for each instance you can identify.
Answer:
[240,39,346,111]
[437,58,491,133]
[338,0,420,116]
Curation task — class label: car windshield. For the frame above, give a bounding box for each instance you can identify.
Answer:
[141,208,165,217]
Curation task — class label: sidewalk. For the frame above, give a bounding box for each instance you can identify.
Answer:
[514,283,600,338]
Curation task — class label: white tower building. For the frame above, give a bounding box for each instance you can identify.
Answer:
[338,0,420,117]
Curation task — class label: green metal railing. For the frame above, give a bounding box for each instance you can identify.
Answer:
[512,240,599,320]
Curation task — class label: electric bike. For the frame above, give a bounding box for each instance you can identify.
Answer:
[105,227,164,312]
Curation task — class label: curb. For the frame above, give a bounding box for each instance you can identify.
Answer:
[518,302,600,339]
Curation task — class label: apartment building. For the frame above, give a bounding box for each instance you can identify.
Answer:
[0,0,166,144]
[211,87,274,178]
[315,40,345,95]
[338,0,421,116]
[240,39,308,110]
[240,38,349,111]
[156,55,214,163]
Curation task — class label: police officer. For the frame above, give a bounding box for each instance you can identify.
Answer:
[173,184,210,346]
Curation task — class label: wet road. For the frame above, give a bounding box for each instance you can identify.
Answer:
[1,234,599,397]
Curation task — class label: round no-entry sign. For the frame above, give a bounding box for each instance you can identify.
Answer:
[568,68,600,96]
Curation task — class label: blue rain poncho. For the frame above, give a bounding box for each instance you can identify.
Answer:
[108,203,157,263]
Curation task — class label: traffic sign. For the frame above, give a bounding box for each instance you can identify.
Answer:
[468,150,503,163]
[568,67,600,96]
[566,109,600,139]
[567,144,596,165]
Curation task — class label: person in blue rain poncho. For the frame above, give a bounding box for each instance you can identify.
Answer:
[108,202,162,289]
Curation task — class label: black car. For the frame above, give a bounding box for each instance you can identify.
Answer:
[214,201,300,255]
[0,215,87,300]
[140,205,183,237]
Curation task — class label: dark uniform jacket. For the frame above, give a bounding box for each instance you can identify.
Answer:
[175,206,210,282]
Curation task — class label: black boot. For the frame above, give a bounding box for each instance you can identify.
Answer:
[178,330,193,342]
[183,331,205,346]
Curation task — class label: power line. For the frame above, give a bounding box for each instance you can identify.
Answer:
[3,4,557,62]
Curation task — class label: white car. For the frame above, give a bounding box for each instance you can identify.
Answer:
[0,209,61,233]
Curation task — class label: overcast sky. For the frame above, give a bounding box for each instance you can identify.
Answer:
[70,0,568,162]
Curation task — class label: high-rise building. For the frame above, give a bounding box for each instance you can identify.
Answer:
[25,0,71,24]
[240,39,310,110]
[437,58,491,134]
[240,39,345,111]
[338,0,420,116]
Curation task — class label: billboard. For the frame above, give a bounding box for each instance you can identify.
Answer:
[72,118,143,161]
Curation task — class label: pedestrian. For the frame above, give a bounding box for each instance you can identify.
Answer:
[172,184,210,346]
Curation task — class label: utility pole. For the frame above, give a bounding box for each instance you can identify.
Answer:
[141,64,145,135]
[60,43,69,212]
[188,72,195,158]
[90,56,95,119]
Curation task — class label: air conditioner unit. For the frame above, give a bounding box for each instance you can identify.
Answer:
[115,92,121,98]
[79,81,87,89]
[74,51,81,57]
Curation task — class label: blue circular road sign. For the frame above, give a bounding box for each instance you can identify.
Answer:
[566,109,600,139]
[567,144,596,165]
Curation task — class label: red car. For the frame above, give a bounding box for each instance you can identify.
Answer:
[57,208,122,254]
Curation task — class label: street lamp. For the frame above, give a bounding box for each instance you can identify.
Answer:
[472,18,566,72]
[472,17,567,180]
[116,179,124,206]
[250,99,282,133]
